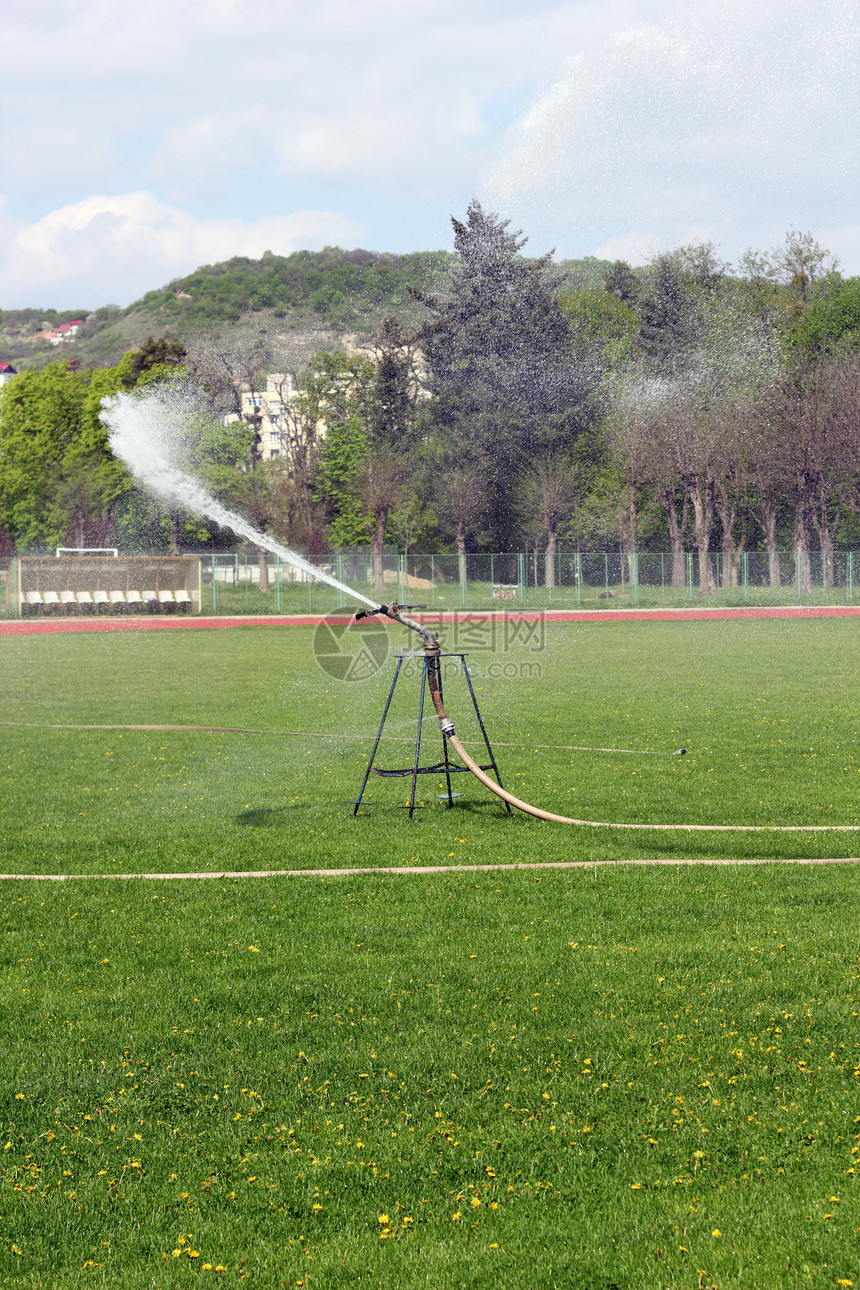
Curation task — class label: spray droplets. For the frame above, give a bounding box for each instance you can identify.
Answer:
[101,382,376,608]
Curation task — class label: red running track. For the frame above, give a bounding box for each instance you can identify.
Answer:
[3,605,860,635]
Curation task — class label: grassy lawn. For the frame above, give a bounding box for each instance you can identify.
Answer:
[2,620,860,1287]
[2,618,860,874]
[2,869,859,1289]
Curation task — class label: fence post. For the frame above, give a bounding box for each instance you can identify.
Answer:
[631,552,639,605]
[518,552,526,604]
[431,555,435,607]
[849,552,854,601]
[459,554,467,607]
[742,551,749,600]
[212,556,218,615]
[604,552,609,598]
[337,555,345,610]
[276,556,281,613]
[686,552,694,600]
[575,552,582,604]
[399,553,406,603]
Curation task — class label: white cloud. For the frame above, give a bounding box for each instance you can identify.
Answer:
[591,231,664,265]
[0,0,606,205]
[0,193,367,309]
[3,0,860,302]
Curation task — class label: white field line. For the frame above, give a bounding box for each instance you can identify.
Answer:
[2,857,860,881]
[0,720,663,755]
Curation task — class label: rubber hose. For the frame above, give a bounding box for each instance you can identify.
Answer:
[390,611,857,833]
[425,649,858,832]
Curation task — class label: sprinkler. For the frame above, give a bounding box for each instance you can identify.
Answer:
[352,602,507,817]
[355,602,671,824]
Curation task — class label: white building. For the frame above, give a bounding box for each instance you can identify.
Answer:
[226,372,298,462]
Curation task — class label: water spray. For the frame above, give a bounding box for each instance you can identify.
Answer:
[101,386,377,610]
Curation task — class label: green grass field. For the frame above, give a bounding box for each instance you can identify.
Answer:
[2,620,860,1287]
[2,618,860,872]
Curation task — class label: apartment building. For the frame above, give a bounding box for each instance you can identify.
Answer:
[226,373,297,462]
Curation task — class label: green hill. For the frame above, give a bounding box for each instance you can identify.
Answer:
[0,247,612,372]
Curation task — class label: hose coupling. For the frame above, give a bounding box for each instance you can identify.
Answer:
[439,716,456,739]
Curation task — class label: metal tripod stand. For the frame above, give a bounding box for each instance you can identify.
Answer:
[353,651,511,820]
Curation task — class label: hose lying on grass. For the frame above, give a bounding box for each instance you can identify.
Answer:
[363,603,860,834]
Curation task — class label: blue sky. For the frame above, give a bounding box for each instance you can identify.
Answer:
[1,0,858,309]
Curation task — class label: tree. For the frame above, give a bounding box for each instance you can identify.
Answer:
[518,457,583,587]
[184,331,273,578]
[0,359,133,551]
[414,200,595,550]
[604,260,639,305]
[603,385,651,583]
[120,336,187,387]
[312,351,376,545]
[637,256,696,376]
[767,357,860,590]
[360,319,423,590]
[432,454,487,556]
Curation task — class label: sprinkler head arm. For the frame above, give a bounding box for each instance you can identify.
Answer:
[385,601,439,652]
[353,601,438,651]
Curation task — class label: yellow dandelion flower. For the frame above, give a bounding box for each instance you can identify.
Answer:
[837,1282,852,1288]
[378,1214,390,1225]
[471,1196,481,1209]
[452,1212,462,1222]
[712,1230,721,1238]
[631,1183,642,1190]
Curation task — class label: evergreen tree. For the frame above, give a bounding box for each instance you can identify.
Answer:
[604,260,640,305]
[637,256,695,375]
[414,200,594,550]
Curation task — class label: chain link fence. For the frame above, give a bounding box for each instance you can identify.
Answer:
[185,548,860,616]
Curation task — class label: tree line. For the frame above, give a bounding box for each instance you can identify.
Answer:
[2,203,860,595]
